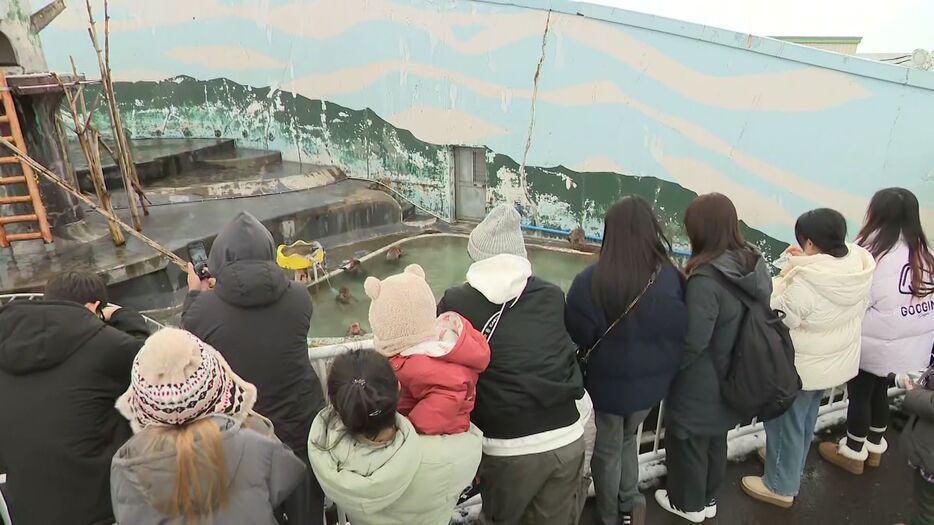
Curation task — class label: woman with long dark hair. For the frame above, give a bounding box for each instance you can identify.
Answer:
[654,193,772,523]
[307,349,482,525]
[820,188,934,474]
[566,196,687,525]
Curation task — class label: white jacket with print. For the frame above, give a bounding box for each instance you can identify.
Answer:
[771,244,876,390]
[859,242,934,377]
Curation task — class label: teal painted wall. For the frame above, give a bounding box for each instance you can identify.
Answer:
[34,0,934,259]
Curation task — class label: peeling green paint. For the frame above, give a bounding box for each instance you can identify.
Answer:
[87,77,452,219]
[86,76,786,261]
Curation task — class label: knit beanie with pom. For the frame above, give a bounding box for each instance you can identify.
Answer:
[116,327,257,431]
[365,264,437,356]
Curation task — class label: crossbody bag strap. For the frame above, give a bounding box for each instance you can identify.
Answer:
[580,265,660,363]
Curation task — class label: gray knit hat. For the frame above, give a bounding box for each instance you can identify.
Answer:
[468,204,528,261]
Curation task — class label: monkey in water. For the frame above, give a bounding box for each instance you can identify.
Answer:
[336,286,355,305]
[346,322,366,337]
[386,245,403,262]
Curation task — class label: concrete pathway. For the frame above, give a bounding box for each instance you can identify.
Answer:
[582,428,915,524]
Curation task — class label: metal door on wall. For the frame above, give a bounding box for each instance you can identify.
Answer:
[454,147,487,221]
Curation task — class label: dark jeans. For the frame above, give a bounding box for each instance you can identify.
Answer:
[592,409,650,525]
[665,433,728,513]
[479,437,586,525]
[911,470,934,525]
[846,369,891,451]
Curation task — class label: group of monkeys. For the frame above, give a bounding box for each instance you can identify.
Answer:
[336,229,596,337]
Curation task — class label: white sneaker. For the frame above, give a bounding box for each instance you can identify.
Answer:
[706,498,717,519]
[654,490,706,523]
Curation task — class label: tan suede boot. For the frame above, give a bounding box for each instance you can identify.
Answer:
[818,437,868,475]
[865,437,888,467]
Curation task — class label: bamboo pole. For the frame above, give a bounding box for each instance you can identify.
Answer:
[0,136,187,270]
[57,68,125,245]
[97,136,150,215]
[85,0,143,230]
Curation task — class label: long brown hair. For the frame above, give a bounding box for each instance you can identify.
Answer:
[148,418,228,522]
[593,196,674,319]
[856,188,934,297]
[684,193,751,275]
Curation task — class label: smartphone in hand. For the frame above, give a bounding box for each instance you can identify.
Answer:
[187,241,211,279]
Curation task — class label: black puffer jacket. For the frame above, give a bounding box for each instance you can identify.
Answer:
[566,263,687,417]
[665,248,772,437]
[182,211,324,456]
[438,272,584,440]
[0,301,148,525]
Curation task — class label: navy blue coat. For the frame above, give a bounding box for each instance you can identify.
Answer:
[565,262,687,417]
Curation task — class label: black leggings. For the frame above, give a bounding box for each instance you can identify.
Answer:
[846,369,891,451]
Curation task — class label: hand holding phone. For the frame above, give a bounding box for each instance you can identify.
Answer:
[187,241,211,279]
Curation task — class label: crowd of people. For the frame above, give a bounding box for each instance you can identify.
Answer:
[0,187,932,525]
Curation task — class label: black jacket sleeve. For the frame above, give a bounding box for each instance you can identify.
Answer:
[565,272,599,349]
[905,389,934,423]
[107,308,151,340]
[437,292,450,316]
[682,276,719,370]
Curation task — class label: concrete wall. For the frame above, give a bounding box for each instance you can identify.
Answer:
[0,0,48,71]
[34,0,934,259]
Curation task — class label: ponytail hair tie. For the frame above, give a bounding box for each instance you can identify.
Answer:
[352,378,367,386]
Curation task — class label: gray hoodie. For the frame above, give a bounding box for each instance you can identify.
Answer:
[665,248,773,437]
[111,415,305,525]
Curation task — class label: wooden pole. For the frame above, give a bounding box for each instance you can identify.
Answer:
[97,136,150,215]
[57,68,125,246]
[0,136,187,270]
[86,0,143,231]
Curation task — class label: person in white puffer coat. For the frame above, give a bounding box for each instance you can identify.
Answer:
[819,188,934,476]
[741,208,875,508]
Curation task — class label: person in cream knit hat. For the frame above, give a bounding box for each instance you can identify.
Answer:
[366,264,490,435]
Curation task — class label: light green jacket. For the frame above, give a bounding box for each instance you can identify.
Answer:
[307,408,482,525]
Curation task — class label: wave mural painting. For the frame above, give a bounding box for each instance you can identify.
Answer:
[35,0,934,256]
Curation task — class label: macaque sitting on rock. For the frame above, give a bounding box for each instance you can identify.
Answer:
[386,245,403,262]
[568,227,599,254]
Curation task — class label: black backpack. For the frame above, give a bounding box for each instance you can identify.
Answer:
[706,269,802,422]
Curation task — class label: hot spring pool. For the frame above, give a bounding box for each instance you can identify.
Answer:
[307,234,595,338]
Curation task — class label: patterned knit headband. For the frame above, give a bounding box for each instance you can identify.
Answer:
[127,335,249,428]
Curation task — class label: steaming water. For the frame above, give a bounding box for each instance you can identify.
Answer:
[308,235,594,337]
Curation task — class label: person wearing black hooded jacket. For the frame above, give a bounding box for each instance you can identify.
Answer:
[0,271,149,525]
[182,211,325,524]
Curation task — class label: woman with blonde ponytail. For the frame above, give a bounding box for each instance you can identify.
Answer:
[110,328,306,524]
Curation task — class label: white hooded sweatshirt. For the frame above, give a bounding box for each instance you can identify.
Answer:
[770,244,876,390]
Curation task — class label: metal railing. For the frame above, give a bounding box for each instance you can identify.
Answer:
[0,294,900,525]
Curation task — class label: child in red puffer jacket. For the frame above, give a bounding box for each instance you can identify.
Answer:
[365,264,490,435]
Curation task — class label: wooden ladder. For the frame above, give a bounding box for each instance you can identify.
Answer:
[0,70,52,247]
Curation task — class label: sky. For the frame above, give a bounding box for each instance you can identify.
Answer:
[578,0,934,52]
